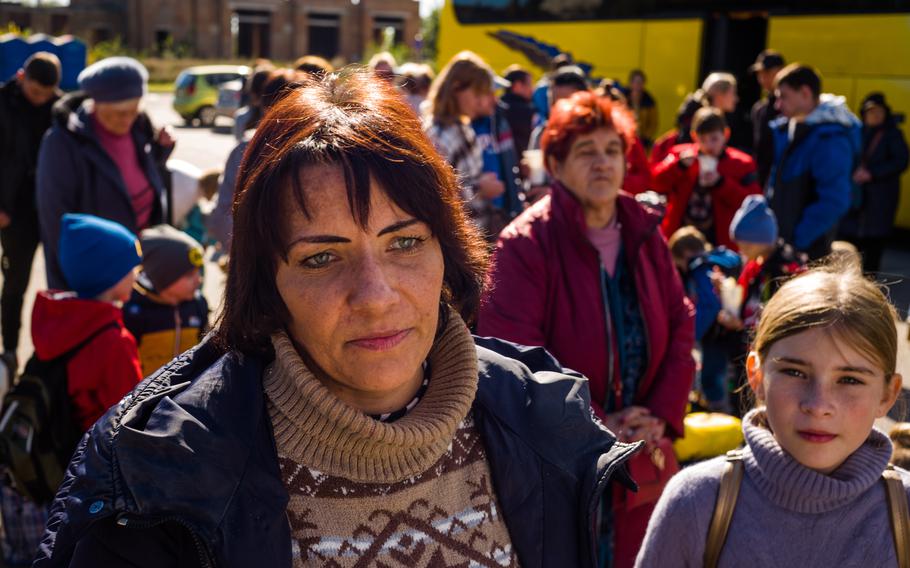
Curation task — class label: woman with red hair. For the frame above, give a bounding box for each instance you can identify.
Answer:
[478,91,695,567]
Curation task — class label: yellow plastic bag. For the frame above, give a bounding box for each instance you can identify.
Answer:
[673,412,744,463]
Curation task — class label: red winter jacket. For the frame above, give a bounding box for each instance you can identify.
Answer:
[651,143,762,249]
[31,291,143,432]
[624,136,652,195]
[478,183,695,437]
[650,129,682,166]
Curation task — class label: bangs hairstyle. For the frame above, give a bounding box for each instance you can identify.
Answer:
[753,256,898,379]
[428,51,494,126]
[215,68,489,355]
[541,90,636,167]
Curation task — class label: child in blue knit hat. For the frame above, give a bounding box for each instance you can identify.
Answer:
[30,214,145,432]
[730,196,806,332]
[724,195,806,413]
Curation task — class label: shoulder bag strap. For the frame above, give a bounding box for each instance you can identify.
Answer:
[883,465,910,568]
[704,450,745,568]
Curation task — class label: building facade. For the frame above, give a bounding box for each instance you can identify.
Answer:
[0,0,420,63]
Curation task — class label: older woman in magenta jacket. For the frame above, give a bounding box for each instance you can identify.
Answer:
[478,91,695,568]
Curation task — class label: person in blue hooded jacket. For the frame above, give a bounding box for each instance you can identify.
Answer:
[766,64,861,260]
[33,69,640,568]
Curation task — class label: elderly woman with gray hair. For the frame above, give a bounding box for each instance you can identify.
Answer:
[36,56,172,290]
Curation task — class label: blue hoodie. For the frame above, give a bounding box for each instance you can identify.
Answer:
[766,94,862,257]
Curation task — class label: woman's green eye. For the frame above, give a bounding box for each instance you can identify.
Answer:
[391,236,424,251]
[302,252,334,268]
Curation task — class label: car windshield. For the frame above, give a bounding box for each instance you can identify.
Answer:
[176,72,195,90]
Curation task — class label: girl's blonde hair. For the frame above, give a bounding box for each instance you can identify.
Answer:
[427,51,494,126]
[753,256,898,379]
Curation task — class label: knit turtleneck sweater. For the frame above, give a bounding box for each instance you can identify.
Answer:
[635,408,910,568]
[263,312,519,567]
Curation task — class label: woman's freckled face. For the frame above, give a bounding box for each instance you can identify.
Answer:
[274,164,445,412]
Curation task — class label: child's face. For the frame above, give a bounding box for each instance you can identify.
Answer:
[163,268,202,303]
[747,327,902,475]
[737,241,773,262]
[694,129,727,157]
[109,269,137,304]
[672,250,697,274]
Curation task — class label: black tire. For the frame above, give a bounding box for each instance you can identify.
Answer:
[197,106,217,128]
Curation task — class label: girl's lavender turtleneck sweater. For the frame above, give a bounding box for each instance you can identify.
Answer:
[635,408,910,568]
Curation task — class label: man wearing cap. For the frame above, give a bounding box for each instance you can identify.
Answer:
[36,56,173,290]
[0,52,61,368]
[749,49,785,187]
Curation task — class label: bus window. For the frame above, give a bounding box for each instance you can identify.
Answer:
[452,0,909,25]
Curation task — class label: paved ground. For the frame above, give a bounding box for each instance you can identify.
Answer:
[2,91,910,423]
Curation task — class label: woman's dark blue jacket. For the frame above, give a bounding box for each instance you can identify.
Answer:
[33,336,641,568]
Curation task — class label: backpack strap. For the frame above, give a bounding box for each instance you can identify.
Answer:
[50,322,121,365]
[704,450,745,568]
[883,464,910,568]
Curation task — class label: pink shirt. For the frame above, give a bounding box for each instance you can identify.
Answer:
[587,215,622,277]
[93,116,155,229]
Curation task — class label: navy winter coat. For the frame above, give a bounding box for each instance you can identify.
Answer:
[35,92,168,289]
[34,336,640,568]
[839,118,909,239]
[767,94,861,259]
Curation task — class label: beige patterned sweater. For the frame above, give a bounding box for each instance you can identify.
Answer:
[263,314,520,568]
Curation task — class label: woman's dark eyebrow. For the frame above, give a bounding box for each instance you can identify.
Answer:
[378,218,420,236]
[289,235,351,246]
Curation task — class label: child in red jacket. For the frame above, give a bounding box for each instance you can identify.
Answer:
[651,107,761,250]
[30,214,144,432]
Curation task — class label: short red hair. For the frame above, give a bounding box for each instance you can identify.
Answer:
[541,91,637,167]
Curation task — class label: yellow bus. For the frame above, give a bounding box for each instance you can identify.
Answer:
[438,1,910,228]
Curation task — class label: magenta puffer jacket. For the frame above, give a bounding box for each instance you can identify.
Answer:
[478,182,695,437]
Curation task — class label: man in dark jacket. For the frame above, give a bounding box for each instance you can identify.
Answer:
[499,65,535,157]
[749,49,785,188]
[767,64,861,259]
[0,52,61,366]
[33,337,640,568]
[36,56,171,290]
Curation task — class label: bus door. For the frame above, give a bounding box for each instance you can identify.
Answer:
[701,11,768,153]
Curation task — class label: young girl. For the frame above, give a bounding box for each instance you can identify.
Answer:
[635,258,908,567]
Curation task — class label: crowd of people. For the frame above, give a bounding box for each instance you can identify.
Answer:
[0,42,907,568]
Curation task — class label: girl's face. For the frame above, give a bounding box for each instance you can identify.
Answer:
[747,327,902,475]
[455,86,492,119]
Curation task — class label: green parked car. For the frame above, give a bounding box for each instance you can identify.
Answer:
[173,65,250,127]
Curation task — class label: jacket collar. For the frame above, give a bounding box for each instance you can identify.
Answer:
[109,339,287,541]
[549,181,662,261]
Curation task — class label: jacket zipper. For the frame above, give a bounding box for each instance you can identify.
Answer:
[116,513,214,568]
[173,307,182,358]
[598,267,617,410]
[584,441,644,567]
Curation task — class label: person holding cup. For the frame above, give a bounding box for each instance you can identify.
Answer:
[651,107,761,250]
